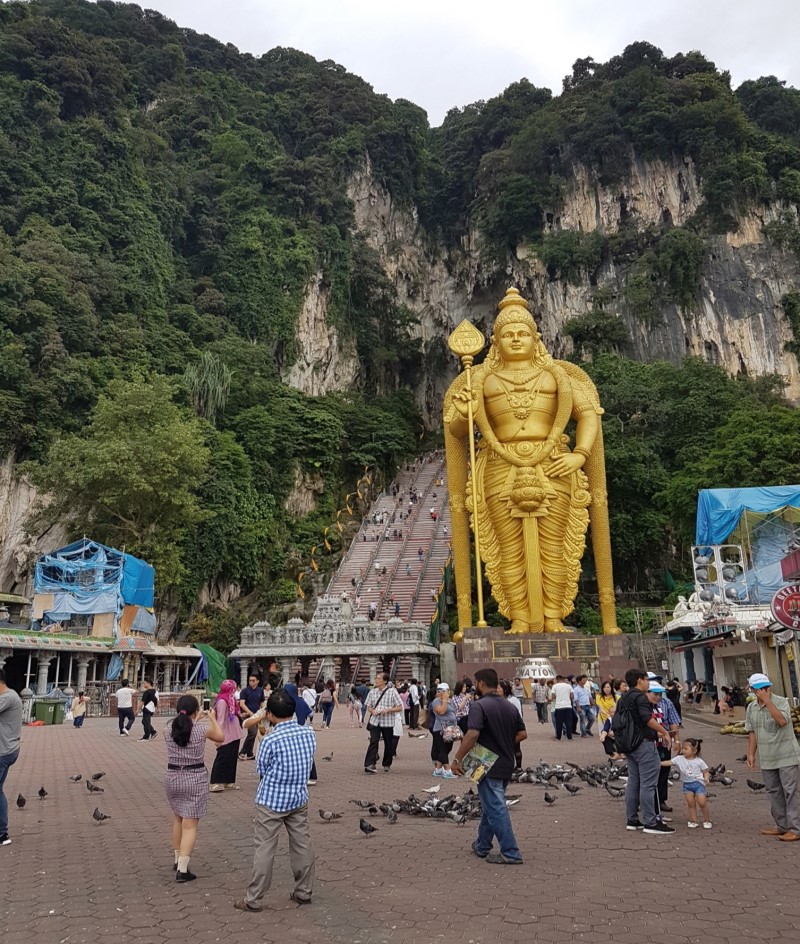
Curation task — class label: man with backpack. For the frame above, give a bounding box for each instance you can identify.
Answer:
[613,669,675,835]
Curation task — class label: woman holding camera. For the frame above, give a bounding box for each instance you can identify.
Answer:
[164,694,223,883]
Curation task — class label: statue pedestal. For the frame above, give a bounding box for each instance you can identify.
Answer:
[455,626,638,680]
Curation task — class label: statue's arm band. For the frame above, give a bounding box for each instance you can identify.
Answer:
[573,447,591,459]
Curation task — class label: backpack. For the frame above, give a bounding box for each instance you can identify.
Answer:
[611,694,645,754]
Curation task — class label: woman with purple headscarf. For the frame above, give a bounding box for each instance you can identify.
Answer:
[209,680,242,793]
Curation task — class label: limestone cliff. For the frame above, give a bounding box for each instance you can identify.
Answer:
[0,453,65,599]
[345,154,800,417]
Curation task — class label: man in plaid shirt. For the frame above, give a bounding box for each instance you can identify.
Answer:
[234,689,316,912]
[363,673,404,773]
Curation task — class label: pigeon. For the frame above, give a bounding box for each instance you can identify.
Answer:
[366,805,380,816]
[92,807,111,824]
[68,774,82,783]
[349,799,375,809]
[87,781,104,794]
[387,810,398,824]
[16,793,25,810]
[604,782,625,799]
[321,752,334,762]
[91,772,106,781]
[408,732,428,738]
[747,780,766,791]
[735,755,748,763]
[717,776,735,787]
[38,786,48,800]
[564,783,581,795]
[544,793,557,805]
[318,810,344,822]
[422,785,441,795]
[359,818,378,837]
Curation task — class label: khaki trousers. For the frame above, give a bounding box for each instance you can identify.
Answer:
[246,802,315,906]
[762,764,800,834]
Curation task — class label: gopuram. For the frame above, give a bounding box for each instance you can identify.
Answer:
[445,288,635,680]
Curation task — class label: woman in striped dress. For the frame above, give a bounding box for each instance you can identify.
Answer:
[164,694,223,883]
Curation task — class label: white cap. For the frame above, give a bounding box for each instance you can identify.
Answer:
[748,673,772,690]
[436,682,450,691]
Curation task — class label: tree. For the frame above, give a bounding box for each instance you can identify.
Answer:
[27,376,209,588]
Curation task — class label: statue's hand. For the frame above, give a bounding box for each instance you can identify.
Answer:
[452,388,477,420]
[548,453,586,478]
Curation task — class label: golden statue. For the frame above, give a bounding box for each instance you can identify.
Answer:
[444,287,621,636]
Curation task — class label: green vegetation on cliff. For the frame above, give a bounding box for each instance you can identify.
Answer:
[1,1,799,624]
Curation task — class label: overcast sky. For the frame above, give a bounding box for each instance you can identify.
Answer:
[138,0,798,126]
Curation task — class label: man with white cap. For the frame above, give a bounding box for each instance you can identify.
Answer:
[745,672,800,841]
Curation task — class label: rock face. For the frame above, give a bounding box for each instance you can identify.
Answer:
[345,154,800,415]
[283,269,360,396]
[0,453,66,598]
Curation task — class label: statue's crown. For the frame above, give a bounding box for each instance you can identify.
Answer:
[493,287,537,332]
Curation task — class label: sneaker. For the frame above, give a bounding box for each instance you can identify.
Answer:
[0,833,10,846]
[176,870,197,883]
[687,821,699,829]
[150,731,158,740]
[626,820,644,830]
[660,804,673,812]
[432,768,443,777]
[643,822,676,835]
[382,767,391,773]
[307,780,317,786]
[660,816,673,823]
[364,766,377,775]
[702,821,713,829]
[471,840,489,859]
[121,730,129,736]
[442,771,458,779]
[138,736,148,741]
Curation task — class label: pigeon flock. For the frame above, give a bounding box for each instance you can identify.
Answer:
[315,755,761,834]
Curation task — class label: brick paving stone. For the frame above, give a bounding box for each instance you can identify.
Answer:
[2,714,800,943]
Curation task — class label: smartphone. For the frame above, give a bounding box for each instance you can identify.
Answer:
[202,697,211,711]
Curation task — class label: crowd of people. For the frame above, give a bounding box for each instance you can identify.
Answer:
[2,658,800,906]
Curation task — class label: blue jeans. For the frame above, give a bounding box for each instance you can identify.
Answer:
[578,705,594,736]
[475,776,522,861]
[0,750,20,835]
[625,740,660,827]
[321,702,334,727]
[73,716,85,728]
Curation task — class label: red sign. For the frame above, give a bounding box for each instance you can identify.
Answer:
[771,584,800,629]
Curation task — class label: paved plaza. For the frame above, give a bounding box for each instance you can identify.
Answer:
[3,711,800,944]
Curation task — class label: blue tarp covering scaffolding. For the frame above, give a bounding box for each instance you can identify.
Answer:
[696,487,800,602]
[34,538,156,633]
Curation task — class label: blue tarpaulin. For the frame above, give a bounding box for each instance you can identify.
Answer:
[696,487,800,544]
[695,487,800,603]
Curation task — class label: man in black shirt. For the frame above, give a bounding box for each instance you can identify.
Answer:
[618,669,675,835]
[452,668,527,864]
[139,679,158,741]
[238,675,265,760]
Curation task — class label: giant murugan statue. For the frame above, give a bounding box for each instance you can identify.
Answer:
[444,287,621,636]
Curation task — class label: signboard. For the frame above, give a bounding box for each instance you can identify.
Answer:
[771,584,800,630]
[528,639,562,658]
[516,658,557,680]
[566,638,599,658]
[492,640,524,661]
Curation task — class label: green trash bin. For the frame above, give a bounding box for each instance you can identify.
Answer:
[51,701,65,725]
[32,701,56,724]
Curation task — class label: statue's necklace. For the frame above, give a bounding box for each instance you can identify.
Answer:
[496,370,546,421]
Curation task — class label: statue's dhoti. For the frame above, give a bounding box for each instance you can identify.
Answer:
[473,445,591,631]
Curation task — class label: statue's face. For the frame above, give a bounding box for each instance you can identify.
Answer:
[495,321,535,362]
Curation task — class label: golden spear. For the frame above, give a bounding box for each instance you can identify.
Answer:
[447,320,488,630]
